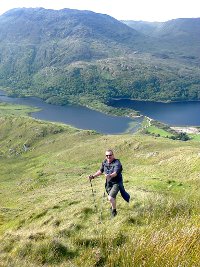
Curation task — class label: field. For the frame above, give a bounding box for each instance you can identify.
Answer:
[0,103,39,116]
[0,106,199,266]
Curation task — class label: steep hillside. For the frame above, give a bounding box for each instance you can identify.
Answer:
[153,18,200,60]
[122,18,200,41]
[0,8,200,110]
[0,8,141,67]
[0,115,199,266]
[152,18,200,39]
[123,18,200,63]
[121,20,162,35]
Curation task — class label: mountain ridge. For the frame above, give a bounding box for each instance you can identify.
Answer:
[0,8,200,110]
[1,8,141,47]
[122,18,200,61]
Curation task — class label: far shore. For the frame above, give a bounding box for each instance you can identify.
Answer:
[170,126,200,134]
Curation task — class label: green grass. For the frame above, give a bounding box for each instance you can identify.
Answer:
[145,125,174,137]
[189,134,200,141]
[0,115,200,267]
[0,102,40,116]
[71,95,139,117]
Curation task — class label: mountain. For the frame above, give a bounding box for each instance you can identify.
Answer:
[121,20,162,35]
[0,8,142,64]
[122,18,200,40]
[122,18,200,62]
[0,8,200,109]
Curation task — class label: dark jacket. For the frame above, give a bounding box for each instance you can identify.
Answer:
[100,159,123,183]
[100,159,130,202]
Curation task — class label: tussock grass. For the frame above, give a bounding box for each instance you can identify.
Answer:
[0,116,199,266]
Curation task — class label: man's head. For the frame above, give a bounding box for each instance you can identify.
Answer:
[105,149,114,163]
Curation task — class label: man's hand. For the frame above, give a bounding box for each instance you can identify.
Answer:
[88,175,94,181]
[105,174,111,181]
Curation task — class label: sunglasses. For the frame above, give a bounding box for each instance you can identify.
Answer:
[106,154,113,157]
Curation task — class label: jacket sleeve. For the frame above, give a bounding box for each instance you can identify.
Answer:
[100,160,105,173]
[113,160,122,174]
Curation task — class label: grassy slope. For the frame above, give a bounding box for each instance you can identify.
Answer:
[0,114,199,267]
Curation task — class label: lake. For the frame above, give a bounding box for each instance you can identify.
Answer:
[110,99,200,126]
[0,90,142,134]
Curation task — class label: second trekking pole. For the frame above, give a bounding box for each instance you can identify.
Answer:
[89,179,98,213]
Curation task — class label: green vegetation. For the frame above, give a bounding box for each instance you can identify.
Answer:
[0,102,39,116]
[68,95,140,117]
[0,8,200,265]
[188,133,200,141]
[142,117,175,138]
[145,125,174,137]
[0,8,200,114]
[142,119,192,141]
[122,18,200,66]
[0,115,199,266]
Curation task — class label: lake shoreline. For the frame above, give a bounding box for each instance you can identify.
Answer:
[2,89,200,132]
[0,89,143,134]
[170,126,200,134]
[109,97,200,104]
[110,98,200,127]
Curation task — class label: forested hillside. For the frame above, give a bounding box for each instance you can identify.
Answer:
[0,8,200,111]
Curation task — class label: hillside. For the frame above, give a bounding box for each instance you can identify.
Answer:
[0,8,200,112]
[121,20,162,35]
[0,114,199,266]
[122,18,200,41]
[0,8,141,61]
[122,18,200,64]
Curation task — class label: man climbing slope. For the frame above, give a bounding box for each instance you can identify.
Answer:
[89,149,130,217]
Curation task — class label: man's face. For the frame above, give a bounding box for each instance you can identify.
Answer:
[105,151,114,163]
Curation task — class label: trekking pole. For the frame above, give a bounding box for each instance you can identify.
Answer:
[99,190,106,223]
[89,179,98,213]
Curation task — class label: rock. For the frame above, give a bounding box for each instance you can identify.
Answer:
[146,152,159,157]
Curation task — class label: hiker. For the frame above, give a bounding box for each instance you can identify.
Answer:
[89,149,130,217]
